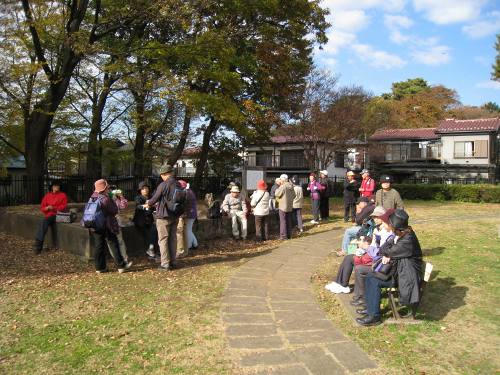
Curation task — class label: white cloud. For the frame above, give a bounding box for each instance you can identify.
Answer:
[322,30,357,55]
[330,10,370,33]
[322,0,405,13]
[476,81,500,90]
[462,12,500,38]
[384,14,414,43]
[352,43,407,69]
[411,45,452,65]
[413,0,486,25]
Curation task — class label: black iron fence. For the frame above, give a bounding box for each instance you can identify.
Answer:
[0,175,236,206]
[395,177,496,185]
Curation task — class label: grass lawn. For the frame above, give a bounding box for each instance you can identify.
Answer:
[0,200,499,374]
[313,201,500,375]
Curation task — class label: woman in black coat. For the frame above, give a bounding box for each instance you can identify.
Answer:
[356,209,423,326]
[133,181,158,258]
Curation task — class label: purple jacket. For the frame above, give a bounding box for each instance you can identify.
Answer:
[184,189,197,219]
[91,192,119,234]
[308,181,325,200]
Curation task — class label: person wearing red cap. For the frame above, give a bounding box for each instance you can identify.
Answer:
[87,179,132,273]
[250,179,270,241]
[33,180,68,254]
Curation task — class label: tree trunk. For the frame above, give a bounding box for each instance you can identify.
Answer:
[133,93,146,177]
[193,118,218,187]
[168,106,192,165]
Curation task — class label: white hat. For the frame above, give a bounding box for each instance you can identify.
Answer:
[279,174,288,181]
[230,185,240,193]
[320,170,328,176]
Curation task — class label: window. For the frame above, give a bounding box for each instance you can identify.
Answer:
[280,150,307,168]
[334,152,345,168]
[385,144,407,161]
[454,140,488,158]
[255,152,273,166]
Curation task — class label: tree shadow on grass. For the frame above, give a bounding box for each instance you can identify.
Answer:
[418,273,468,321]
[422,247,445,257]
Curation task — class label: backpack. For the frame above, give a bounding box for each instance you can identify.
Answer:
[166,180,187,217]
[81,196,106,231]
[207,200,222,219]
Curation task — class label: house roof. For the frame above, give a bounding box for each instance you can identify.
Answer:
[369,128,439,141]
[436,118,500,133]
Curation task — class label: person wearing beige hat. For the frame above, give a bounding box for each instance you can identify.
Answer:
[275,174,296,240]
[144,163,182,271]
[222,184,248,240]
[84,179,132,273]
[343,171,359,223]
[318,170,333,221]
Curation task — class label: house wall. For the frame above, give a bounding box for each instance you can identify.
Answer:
[441,134,491,165]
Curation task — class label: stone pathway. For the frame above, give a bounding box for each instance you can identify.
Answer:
[221,229,377,375]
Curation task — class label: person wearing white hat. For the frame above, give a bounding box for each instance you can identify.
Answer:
[275,175,296,240]
[319,170,333,221]
[222,185,248,240]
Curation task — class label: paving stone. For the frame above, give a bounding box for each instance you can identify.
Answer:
[253,365,310,375]
[285,329,347,345]
[279,318,334,332]
[229,278,268,289]
[268,290,314,302]
[223,313,275,324]
[326,342,377,372]
[270,302,321,312]
[240,349,294,367]
[224,287,267,298]
[292,346,346,375]
[274,310,327,322]
[222,296,267,305]
[225,324,278,337]
[223,305,270,314]
[228,335,284,349]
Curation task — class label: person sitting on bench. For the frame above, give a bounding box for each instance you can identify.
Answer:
[356,209,423,326]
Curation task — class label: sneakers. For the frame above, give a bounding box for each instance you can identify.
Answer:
[310,220,319,224]
[325,282,351,294]
[95,269,109,274]
[118,261,133,273]
[146,245,156,258]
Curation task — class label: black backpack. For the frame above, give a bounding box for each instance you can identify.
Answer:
[166,180,187,216]
[208,200,222,219]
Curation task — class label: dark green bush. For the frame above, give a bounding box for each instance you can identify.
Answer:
[393,183,500,203]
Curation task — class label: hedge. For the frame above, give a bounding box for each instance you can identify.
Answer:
[393,184,500,203]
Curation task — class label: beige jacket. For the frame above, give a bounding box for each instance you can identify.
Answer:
[275,181,296,213]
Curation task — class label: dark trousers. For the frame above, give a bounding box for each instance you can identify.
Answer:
[254,215,269,241]
[292,208,303,230]
[35,215,57,250]
[138,224,158,249]
[312,199,320,221]
[278,210,292,239]
[319,197,330,219]
[335,254,355,287]
[353,265,372,298]
[92,230,126,271]
[365,272,394,318]
[343,201,356,222]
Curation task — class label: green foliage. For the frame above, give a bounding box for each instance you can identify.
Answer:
[390,78,430,100]
[493,33,500,81]
[482,101,500,113]
[394,184,500,203]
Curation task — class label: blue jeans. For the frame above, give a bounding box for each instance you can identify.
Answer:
[312,199,320,221]
[365,272,394,318]
[185,218,198,249]
[342,225,360,252]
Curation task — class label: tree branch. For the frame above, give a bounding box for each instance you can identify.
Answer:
[0,135,25,157]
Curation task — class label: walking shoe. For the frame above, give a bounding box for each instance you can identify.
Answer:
[96,269,109,274]
[350,298,366,307]
[146,245,156,258]
[168,263,180,270]
[310,220,319,224]
[356,308,368,315]
[159,264,170,271]
[356,315,382,326]
[118,261,133,273]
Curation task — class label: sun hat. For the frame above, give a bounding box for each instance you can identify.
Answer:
[257,179,267,190]
[346,171,355,176]
[320,170,328,176]
[230,185,240,193]
[361,169,370,175]
[380,175,393,183]
[379,208,396,225]
[389,209,409,230]
[370,206,386,217]
[279,174,288,181]
[94,179,108,193]
[158,162,174,175]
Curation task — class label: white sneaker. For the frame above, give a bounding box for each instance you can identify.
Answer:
[146,248,156,258]
[310,220,319,224]
[118,261,133,273]
[325,282,342,293]
[340,286,351,294]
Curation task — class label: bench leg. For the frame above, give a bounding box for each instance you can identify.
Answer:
[388,291,401,319]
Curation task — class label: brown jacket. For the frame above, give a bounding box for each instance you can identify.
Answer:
[275,181,296,213]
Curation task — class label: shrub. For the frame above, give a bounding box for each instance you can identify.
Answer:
[393,183,500,203]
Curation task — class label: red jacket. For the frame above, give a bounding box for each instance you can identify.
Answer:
[40,191,68,218]
[360,178,375,198]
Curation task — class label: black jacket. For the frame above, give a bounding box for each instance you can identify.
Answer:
[133,195,154,227]
[355,203,375,226]
[343,180,359,203]
[380,231,423,305]
[147,176,176,219]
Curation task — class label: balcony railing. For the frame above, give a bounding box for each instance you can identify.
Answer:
[245,154,309,169]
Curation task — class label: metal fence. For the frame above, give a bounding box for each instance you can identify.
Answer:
[0,175,236,206]
[395,177,496,185]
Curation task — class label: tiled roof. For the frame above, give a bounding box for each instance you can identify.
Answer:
[369,128,439,141]
[436,118,500,133]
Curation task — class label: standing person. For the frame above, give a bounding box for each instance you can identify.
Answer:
[318,170,333,221]
[144,163,182,271]
[269,177,280,213]
[375,175,404,210]
[222,185,248,240]
[133,181,158,259]
[275,174,296,240]
[343,171,359,223]
[291,175,304,233]
[84,179,132,273]
[109,185,130,263]
[307,172,324,224]
[33,180,68,254]
[250,179,270,241]
[359,169,375,200]
[178,180,198,256]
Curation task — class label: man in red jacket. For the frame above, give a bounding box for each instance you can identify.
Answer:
[359,169,375,200]
[34,181,68,254]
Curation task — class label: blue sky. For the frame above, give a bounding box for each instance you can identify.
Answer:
[314,0,500,106]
